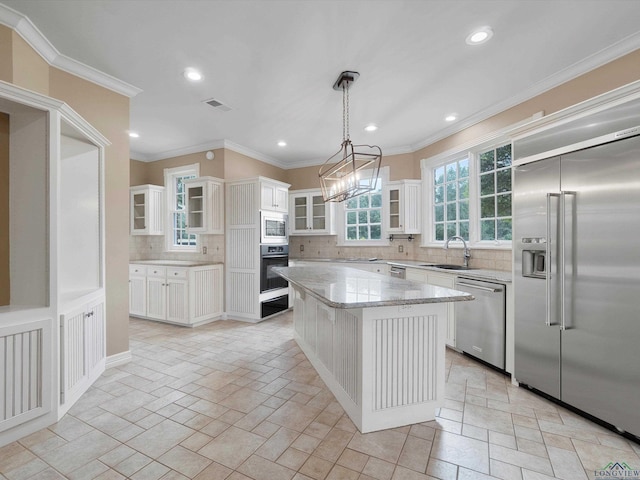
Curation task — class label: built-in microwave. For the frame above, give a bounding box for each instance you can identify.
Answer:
[260,211,288,244]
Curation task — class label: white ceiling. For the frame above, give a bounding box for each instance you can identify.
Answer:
[3,0,640,167]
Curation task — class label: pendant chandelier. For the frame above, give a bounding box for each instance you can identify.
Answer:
[319,71,382,203]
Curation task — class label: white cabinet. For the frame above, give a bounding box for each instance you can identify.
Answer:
[406,267,456,347]
[130,185,164,235]
[0,83,109,446]
[129,263,223,326]
[290,189,335,235]
[261,179,289,212]
[226,177,290,321]
[59,297,105,416]
[184,176,224,234]
[385,180,421,234]
[129,264,146,317]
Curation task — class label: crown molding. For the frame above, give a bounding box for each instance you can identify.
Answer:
[222,140,288,169]
[0,3,142,98]
[412,30,640,153]
[130,139,287,170]
[283,144,415,170]
[130,140,227,162]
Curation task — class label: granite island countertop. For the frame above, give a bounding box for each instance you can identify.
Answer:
[274,265,474,309]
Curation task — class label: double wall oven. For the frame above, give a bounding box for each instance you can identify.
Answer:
[259,211,289,318]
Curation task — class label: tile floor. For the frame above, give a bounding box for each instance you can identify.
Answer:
[1,312,639,480]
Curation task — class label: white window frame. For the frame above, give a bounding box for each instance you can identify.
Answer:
[164,163,200,252]
[336,166,390,247]
[477,143,513,242]
[421,140,513,250]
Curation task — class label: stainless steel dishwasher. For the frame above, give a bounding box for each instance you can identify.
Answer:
[389,265,406,279]
[454,276,506,370]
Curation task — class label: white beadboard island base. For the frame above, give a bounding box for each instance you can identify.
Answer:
[275,266,473,433]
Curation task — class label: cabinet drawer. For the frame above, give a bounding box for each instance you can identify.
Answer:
[129,264,145,275]
[146,266,167,277]
[166,268,188,279]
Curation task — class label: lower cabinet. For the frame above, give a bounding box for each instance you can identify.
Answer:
[129,264,223,326]
[59,297,106,417]
[406,268,456,348]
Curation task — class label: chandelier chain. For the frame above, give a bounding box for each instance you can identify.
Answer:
[342,82,351,142]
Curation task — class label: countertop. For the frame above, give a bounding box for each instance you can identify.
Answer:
[130,260,222,267]
[273,265,474,309]
[291,258,512,283]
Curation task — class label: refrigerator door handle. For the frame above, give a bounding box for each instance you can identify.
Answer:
[546,193,560,327]
[560,191,576,331]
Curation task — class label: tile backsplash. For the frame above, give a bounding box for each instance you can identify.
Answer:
[130,234,511,271]
[130,234,225,263]
[288,235,512,271]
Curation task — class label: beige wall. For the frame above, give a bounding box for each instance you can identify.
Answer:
[0,113,8,306]
[12,31,49,96]
[130,159,148,186]
[48,68,130,357]
[137,148,226,187]
[0,26,12,83]
[223,150,287,182]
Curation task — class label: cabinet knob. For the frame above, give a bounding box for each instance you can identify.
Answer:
[174,272,178,276]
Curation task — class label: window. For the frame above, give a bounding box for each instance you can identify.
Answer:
[433,157,469,241]
[425,141,512,246]
[337,166,389,245]
[165,164,199,251]
[345,179,383,241]
[479,144,512,241]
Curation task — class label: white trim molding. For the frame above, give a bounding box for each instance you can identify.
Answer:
[0,3,142,98]
[106,350,132,369]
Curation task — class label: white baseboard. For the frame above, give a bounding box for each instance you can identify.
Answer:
[106,350,132,368]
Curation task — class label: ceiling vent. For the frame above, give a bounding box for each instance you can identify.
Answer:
[203,98,232,112]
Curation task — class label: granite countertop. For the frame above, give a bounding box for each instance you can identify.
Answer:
[130,260,222,267]
[291,258,512,283]
[274,265,474,309]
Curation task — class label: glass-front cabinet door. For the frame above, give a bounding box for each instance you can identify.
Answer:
[289,189,334,235]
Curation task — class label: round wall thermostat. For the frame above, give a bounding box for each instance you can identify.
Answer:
[205,151,215,160]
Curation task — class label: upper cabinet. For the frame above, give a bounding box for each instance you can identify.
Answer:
[289,189,335,235]
[261,179,289,213]
[130,184,164,235]
[385,180,421,234]
[184,176,224,234]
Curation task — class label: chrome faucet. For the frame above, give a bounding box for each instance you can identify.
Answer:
[444,235,471,268]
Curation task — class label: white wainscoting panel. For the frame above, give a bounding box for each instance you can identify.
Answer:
[334,309,359,403]
[227,183,256,226]
[0,317,52,433]
[373,315,437,410]
[227,272,257,315]
[192,265,223,321]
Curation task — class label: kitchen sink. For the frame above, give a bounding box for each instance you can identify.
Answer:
[421,264,474,270]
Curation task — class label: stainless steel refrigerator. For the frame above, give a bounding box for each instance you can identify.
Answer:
[514,117,640,437]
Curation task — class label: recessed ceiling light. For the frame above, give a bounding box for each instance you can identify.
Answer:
[129,132,139,138]
[277,141,287,147]
[364,124,378,132]
[466,26,493,45]
[183,68,203,81]
[445,114,457,122]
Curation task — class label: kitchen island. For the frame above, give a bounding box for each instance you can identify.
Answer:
[273,265,473,433]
